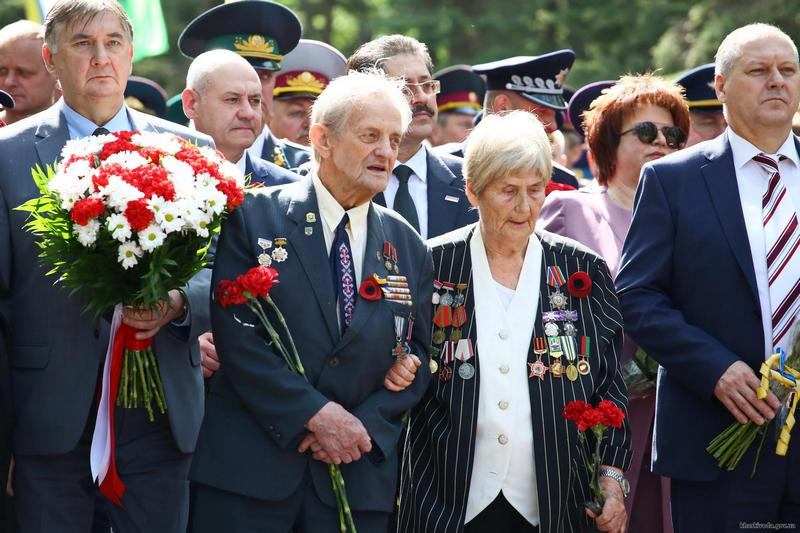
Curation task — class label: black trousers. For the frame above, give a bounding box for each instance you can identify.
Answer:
[14,406,191,533]
[191,469,391,533]
[464,492,539,533]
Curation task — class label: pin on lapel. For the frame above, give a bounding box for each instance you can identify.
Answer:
[304,226,313,236]
[306,212,317,223]
[444,195,460,203]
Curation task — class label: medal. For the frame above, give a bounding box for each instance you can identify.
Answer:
[257,238,273,251]
[429,359,439,373]
[306,212,317,223]
[432,328,446,345]
[258,253,272,266]
[449,329,462,342]
[304,226,313,236]
[546,265,569,310]
[433,283,455,327]
[544,322,560,337]
[533,337,548,358]
[566,364,579,381]
[577,359,591,375]
[392,312,414,362]
[577,335,591,375]
[458,362,475,380]
[440,365,453,381]
[528,359,548,380]
[550,360,563,378]
[454,339,474,362]
[548,290,568,310]
[383,241,393,272]
[392,245,400,274]
[440,341,455,364]
[563,323,577,336]
[547,336,563,358]
[432,280,443,305]
[271,238,288,262]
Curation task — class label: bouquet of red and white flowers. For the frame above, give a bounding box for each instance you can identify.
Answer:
[18,130,245,419]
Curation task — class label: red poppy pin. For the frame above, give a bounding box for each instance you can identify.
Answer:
[359,276,383,301]
[567,271,592,298]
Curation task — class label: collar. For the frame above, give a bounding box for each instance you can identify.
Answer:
[311,172,370,234]
[61,98,131,139]
[728,127,799,170]
[394,143,428,183]
[235,152,248,176]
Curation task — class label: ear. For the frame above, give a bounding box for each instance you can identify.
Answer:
[42,43,57,75]
[309,123,333,159]
[493,93,512,113]
[714,73,727,104]
[464,178,479,208]
[181,88,199,120]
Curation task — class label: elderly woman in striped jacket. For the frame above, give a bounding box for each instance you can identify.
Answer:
[389,111,632,533]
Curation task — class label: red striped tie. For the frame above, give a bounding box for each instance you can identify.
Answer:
[753,153,800,348]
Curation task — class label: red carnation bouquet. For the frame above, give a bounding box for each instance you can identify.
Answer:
[563,400,625,514]
[17,131,244,418]
[217,266,355,533]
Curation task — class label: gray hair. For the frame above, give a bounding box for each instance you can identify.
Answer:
[0,20,44,48]
[464,110,552,196]
[186,50,257,95]
[44,0,133,53]
[347,34,433,75]
[715,23,798,78]
[310,69,412,162]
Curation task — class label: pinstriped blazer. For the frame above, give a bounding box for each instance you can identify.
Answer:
[398,224,632,533]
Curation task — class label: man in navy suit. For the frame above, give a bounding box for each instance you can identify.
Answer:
[617,23,800,531]
[348,35,478,240]
[189,70,433,532]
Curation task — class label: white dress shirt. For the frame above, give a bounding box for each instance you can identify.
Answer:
[62,99,131,140]
[246,124,272,161]
[465,224,542,526]
[235,152,247,176]
[729,128,800,357]
[384,144,429,239]
[312,173,369,325]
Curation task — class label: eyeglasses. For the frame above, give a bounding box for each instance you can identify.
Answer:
[402,79,441,98]
[620,121,687,149]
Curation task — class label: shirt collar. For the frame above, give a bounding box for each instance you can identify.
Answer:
[235,152,248,176]
[311,172,370,234]
[728,127,799,170]
[62,99,131,140]
[394,143,428,183]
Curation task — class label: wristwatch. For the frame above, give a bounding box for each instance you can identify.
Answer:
[598,467,630,497]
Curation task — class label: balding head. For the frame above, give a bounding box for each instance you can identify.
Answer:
[185,49,259,96]
[715,23,798,78]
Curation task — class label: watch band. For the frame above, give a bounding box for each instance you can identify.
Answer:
[598,467,629,497]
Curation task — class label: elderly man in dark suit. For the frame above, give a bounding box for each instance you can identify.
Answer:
[189,69,433,532]
[0,1,212,531]
[617,23,800,531]
[348,35,478,240]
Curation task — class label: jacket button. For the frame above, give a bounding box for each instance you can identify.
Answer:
[498,400,509,410]
[329,357,340,367]
[498,434,509,445]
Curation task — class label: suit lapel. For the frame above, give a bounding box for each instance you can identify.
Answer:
[425,147,464,238]
[286,182,339,342]
[127,108,158,133]
[700,135,759,302]
[34,104,70,169]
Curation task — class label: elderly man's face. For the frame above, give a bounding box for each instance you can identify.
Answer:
[0,37,58,119]
[716,34,800,135]
[321,98,403,200]
[686,110,727,146]
[468,170,546,244]
[382,53,436,144]
[269,96,313,145]
[186,62,262,162]
[43,12,132,108]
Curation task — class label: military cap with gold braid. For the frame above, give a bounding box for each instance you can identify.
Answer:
[434,65,485,116]
[675,63,721,112]
[273,39,346,99]
[178,0,302,71]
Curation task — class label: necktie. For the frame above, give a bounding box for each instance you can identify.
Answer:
[330,214,356,333]
[393,164,420,233]
[92,127,110,136]
[754,153,800,348]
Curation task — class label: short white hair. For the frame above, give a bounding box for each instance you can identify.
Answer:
[464,110,552,196]
[186,49,257,95]
[715,23,798,78]
[310,69,411,162]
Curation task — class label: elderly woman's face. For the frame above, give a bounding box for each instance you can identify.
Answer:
[614,104,680,183]
[469,171,546,243]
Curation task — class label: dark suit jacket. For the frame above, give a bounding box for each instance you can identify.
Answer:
[398,225,631,533]
[259,129,311,170]
[244,152,300,187]
[436,141,580,188]
[374,146,478,239]
[0,101,212,455]
[615,134,800,481]
[190,179,434,512]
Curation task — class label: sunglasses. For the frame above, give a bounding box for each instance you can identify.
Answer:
[620,121,687,149]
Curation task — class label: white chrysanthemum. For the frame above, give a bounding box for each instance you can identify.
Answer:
[195,172,219,191]
[155,202,185,234]
[106,213,132,242]
[219,160,245,188]
[131,131,182,156]
[201,187,228,215]
[138,223,166,252]
[118,241,143,269]
[63,158,94,179]
[197,145,223,165]
[59,193,79,211]
[100,174,144,211]
[103,150,149,170]
[60,137,100,161]
[147,195,166,214]
[49,169,94,200]
[74,219,101,247]
[161,155,195,194]
[186,209,213,238]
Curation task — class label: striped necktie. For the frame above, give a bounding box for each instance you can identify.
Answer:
[754,152,800,348]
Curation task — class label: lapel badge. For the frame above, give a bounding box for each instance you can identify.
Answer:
[550,359,563,378]
[271,238,289,262]
[444,195,460,203]
[306,212,317,223]
[258,238,273,250]
[258,253,272,267]
[304,226,313,236]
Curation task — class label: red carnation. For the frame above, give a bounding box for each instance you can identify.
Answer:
[124,199,154,232]
[597,400,625,429]
[238,266,279,299]
[70,197,106,226]
[359,276,382,301]
[215,279,248,308]
[567,271,592,299]
[577,408,605,431]
[563,400,592,423]
[216,176,244,210]
[545,180,576,196]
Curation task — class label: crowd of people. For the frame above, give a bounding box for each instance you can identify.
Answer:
[0,0,799,532]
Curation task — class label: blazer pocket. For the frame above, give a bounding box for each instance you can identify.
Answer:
[11,345,50,369]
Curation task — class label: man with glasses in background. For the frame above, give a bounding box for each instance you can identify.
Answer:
[348,35,477,239]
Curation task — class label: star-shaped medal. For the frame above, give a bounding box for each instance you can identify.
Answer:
[528,359,548,380]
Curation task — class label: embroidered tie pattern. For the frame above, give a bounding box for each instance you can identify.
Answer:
[754,153,800,347]
[330,214,355,332]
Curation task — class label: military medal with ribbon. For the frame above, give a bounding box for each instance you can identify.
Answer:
[449,283,468,342]
[455,338,475,380]
[439,341,455,381]
[562,335,579,381]
[392,312,415,362]
[432,282,455,344]
[374,274,413,306]
[578,336,592,375]
[257,238,273,266]
[547,266,569,310]
[530,337,551,380]
[271,237,289,263]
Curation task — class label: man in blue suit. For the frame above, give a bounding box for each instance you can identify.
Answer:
[189,70,433,532]
[617,23,800,531]
[348,35,478,240]
[0,1,212,531]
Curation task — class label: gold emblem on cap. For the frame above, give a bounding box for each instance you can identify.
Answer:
[286,71,326,91]
[234,35,282,61]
